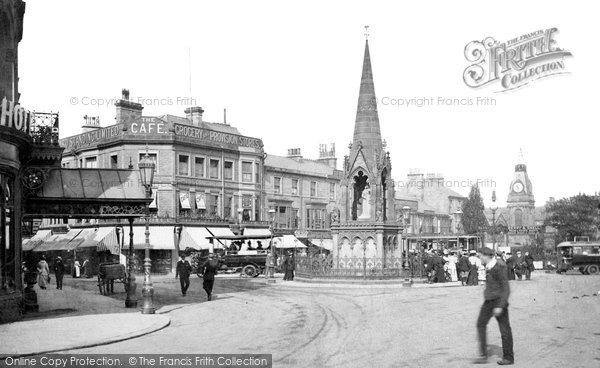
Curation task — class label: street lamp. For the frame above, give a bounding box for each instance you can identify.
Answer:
[139,150,156,314]
[491,190,498,252]
[453,209,463,250]
[267,208,276,282]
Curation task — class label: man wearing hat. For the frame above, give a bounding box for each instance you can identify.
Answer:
[473,247,514,365]
[199,253,220,301]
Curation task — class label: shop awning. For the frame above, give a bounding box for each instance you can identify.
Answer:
[33,229,83,252]
[130,226,176,250]
[243,228,272,237]
[206,227,234,248]
[178,227,221,250]
[310,238,333,251]
[74,227,120,254]
[22,229,53,251]
[273,235,306,249]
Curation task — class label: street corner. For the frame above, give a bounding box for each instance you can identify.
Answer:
[0,313,170,357]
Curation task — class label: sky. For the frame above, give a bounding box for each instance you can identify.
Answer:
[17,0,599,207]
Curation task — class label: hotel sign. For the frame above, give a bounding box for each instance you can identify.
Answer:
[174,123,262,149]
[1,96,31,135]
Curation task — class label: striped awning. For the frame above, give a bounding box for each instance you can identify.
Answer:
[73,227,120,254]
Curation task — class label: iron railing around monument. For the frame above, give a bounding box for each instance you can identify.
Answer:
[295,254,422,280]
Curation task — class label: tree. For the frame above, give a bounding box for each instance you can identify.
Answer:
[544,194,600,241]
[461,185,488,235]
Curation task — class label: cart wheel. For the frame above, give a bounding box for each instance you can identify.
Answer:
[588,265,599,275]
[242,265,257,278]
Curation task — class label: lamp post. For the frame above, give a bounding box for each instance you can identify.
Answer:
[453,209,463,249]
[139,151,156,314]
[267,208,276,282]
[491,190,498,252]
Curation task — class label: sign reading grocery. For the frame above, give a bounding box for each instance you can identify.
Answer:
[1,96,31,135]
[174,123,262,149]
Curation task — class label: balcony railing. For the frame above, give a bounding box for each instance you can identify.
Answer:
[30,112,60,146]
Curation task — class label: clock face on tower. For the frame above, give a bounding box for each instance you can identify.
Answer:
[512,182,524,193]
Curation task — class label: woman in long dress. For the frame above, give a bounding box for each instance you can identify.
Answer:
[37,256,50,289]
[467,251,480,286]
[445,251,458,282]
[73,260,81,278]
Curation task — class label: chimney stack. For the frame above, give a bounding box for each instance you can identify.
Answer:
[81,115,100,133]
[115,88,143,125]
[184,106,204,126]
[287,148,303,162]
[317,143,337,169]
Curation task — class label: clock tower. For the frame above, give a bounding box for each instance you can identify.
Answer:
[506,149,535,232]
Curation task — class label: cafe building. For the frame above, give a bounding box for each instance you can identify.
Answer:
[33,90,270,274]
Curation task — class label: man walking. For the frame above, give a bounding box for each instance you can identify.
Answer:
[200,253,219,301]
[514,251,525,281]
[524,251,534,280]
[505,252,516,280]
[473,247,514,365]
[54,256,65,290]
[175,255,192,296]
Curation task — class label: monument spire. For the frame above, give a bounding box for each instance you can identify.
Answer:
[353,26,382,152]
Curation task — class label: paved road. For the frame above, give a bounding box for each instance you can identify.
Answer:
[64,272,600,367]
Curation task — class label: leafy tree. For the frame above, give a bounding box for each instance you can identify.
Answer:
[461,185,488,235]
[544,194,600,241]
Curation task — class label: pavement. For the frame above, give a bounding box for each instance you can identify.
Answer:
[0,280,170,358]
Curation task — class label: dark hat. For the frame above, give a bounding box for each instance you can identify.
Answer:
[478,247,494,256]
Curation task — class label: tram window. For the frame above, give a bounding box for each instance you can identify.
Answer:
[573,247,583,255]
[591,247,600,254]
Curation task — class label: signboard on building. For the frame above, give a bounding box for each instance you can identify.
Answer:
[173,123,262,149]
[1,96,31,135]
[59,123,123,151]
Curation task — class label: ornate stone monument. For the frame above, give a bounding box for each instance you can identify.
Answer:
[331,30,403,271]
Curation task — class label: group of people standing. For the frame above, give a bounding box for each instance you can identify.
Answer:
[34,255,71,290]
[503,250,535,281]
[412,247,536,285]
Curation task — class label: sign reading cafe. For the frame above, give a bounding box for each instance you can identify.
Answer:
[463,28,572,92]
[1,97,32,134]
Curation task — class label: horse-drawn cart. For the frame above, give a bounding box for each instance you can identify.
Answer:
[97,262,126,294]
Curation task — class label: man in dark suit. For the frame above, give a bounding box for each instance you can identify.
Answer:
[524,251,534,280]
[175,255,192,296]
[505,252,516,280]
[473,247,514,365]
[200,253,219,301]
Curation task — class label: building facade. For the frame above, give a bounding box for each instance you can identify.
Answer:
[395,170,469,251]
[264,145,342,249]
[487,150,541,248]
[60,91,265,223]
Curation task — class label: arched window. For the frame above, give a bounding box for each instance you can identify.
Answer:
[514,209,523,228]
